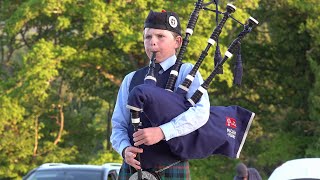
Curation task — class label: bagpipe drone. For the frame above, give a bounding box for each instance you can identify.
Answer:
[127,1,258,178]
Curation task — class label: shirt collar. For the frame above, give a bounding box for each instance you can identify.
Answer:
[159,55,176,72]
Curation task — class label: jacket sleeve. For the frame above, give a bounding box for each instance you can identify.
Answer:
[159,63,210,140]
[110,72,135,156]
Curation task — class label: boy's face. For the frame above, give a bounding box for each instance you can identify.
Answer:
[144,28,182,63]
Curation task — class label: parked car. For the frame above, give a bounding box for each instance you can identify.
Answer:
[269,158,320,180]
[23,162,122,180]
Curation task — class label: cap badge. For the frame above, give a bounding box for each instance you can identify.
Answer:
[168,16,178,28]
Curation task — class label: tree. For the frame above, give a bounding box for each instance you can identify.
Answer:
[1,0,124,178]
[1,0,320,179]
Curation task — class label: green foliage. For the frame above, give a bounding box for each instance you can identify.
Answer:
[0,97,32,178]
[1,0,320,179]
[191,156,236,180]
[88,141,122,165]
[1,0,124,178]
[305,46,320,156]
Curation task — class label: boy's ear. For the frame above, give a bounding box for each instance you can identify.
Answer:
[175,36,183,48]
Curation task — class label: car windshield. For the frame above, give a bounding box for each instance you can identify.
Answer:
[25,169,103,180]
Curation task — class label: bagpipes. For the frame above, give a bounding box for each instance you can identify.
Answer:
[127,1,258,179]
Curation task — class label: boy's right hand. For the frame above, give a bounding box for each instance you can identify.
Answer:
[123,146,143,170]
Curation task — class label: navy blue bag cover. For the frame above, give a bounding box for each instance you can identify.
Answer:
[127,80,254,159]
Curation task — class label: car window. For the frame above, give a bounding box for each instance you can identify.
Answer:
[25,170,103,180]
[25,170,65,180]
[66,170,103,180]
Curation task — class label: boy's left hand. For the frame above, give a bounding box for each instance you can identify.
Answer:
[133,127,164,146]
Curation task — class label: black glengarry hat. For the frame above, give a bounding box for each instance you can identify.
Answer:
[144,10,182,36]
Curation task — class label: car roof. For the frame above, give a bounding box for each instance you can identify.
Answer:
[102,163,121,170]
[33,163,121,173]
[23,163,122,180]
[269,158,320,180]
[37,163,104,170]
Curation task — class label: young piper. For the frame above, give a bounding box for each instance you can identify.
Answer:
[110,10,210,179]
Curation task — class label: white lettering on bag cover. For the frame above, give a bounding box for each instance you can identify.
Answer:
[227,128,236,139]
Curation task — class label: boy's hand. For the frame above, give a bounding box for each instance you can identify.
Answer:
[123,146,143,170]
[133,127,165,146]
